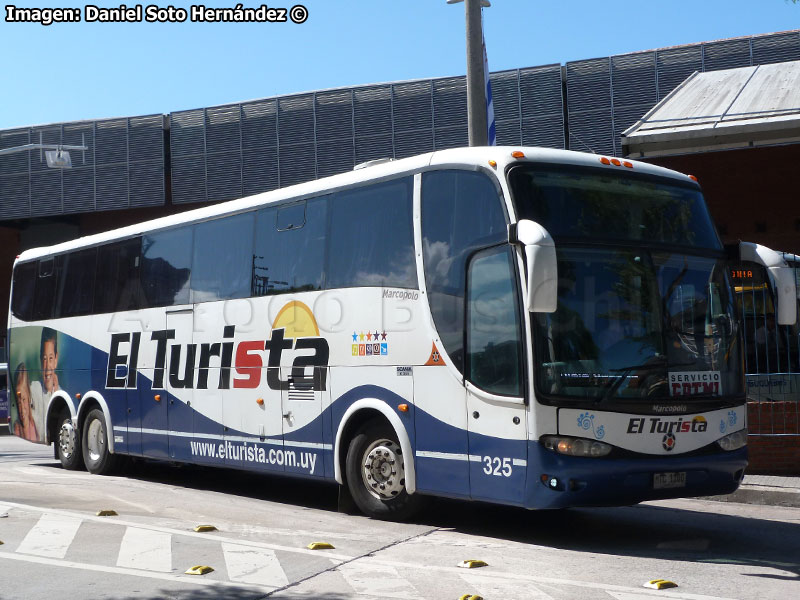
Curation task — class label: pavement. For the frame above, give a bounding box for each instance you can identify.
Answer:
[705,474,800,507]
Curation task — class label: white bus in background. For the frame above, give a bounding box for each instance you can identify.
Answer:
[9,146,792,520]
[730,247,800,401]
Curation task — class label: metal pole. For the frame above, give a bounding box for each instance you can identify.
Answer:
[464,0,488,146]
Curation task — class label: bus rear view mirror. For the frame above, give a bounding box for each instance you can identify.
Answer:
[738,242,797,326]
[509,220,557,313]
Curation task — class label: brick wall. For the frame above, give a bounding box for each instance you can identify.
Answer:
[747,401,800,475]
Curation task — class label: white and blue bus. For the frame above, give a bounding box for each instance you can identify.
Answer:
[8,147,788,519]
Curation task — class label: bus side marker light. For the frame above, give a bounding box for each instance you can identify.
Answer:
[194,525,218,532]
[96,510,118,517]
[488,160,497,168]
[307,542,335,550]
[398,404,409,413]
[185,565,214,575]
[75,393,81,399]
[256,398,264,406]
[458,559,488,569]
[511,150,525,159]
[154,395,161,402]
[644,579,678,590]
[459,594,484,600]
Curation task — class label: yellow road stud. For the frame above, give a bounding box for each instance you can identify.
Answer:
[193,525,218,532]
[644,579,678,590]
[96,510,118,517]
[185,565,214,575]
[307,541,335,550]
[457,559,488,569]
[458,595,484,600]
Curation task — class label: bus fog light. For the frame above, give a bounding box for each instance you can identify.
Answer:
[717,429,748,451]
[541,435,612,457]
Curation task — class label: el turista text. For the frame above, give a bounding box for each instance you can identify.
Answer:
[4,4,290,25]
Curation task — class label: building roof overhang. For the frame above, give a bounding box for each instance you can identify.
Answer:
[622,60,800,158]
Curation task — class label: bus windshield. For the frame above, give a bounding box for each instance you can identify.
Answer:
[509,164,742,407]
[508,164,721,249]
[531,248,743,405]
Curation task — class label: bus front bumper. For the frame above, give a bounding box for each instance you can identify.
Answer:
[524,442,747,510]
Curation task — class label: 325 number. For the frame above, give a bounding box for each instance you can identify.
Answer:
[482,456,512,477]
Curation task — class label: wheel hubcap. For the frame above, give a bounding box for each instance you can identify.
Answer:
[58,420,76,459]
[361,439,405,500]
[87,419,105,462]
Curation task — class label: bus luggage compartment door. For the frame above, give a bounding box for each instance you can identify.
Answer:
[280,365,326,477]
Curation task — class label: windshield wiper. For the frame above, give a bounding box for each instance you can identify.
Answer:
[599,357,695,403]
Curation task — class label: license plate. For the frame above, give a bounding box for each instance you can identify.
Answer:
[654,471,686,489]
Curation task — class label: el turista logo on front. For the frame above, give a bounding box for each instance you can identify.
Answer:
[105,302,330,392]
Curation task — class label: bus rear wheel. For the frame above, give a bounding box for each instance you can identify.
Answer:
[82,408,119,475]
[345,419,424,521]
[56,409,84,471]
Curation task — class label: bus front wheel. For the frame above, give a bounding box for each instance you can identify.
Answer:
[345,419,424,521]
[82,408,119,475]
[56,409,84,471]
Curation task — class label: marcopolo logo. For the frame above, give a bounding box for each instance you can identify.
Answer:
[106,301,329,392]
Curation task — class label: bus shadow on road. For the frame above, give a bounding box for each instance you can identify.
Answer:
[420,497,800,583]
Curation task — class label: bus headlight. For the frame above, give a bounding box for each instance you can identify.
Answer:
[717,428,748,451]
[541,435,612,458]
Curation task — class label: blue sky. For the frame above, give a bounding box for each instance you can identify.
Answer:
[0,0,797,130]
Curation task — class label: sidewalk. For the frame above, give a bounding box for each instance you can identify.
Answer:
[705,474,800,507]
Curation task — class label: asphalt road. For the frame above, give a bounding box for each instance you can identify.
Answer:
[1,433,798,600]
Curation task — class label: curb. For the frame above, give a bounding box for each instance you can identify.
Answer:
[702,485,800,508]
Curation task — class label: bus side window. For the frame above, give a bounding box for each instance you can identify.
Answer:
[11,261,38,321]
[141,227,193,308]
[421,169,507,373]
[56,248,97,318]
[466,246,524,397]
[327,178,416,290]
[191,212,255,303]
[254,197,327,295]
[31,258,57,321]
[95,238,144,313]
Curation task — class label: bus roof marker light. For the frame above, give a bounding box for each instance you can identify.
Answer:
[600,157,611,165]
[511,150,525,159]
[688,174,699,182]
[611,158,622,166]
[623,161,633,168]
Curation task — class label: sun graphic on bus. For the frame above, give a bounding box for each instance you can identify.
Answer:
[272,300,320,338]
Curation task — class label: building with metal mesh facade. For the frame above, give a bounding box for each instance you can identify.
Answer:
[0,30,798,219]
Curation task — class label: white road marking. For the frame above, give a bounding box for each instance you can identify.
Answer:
[16,513,82,558]
[117,527,172,572]
[461,572,557,600]
[338,560,424,599]
[0,551,276,592]
[0,501,352,561]
[222,542,290,587]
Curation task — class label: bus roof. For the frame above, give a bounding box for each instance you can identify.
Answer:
[15,146,697,263]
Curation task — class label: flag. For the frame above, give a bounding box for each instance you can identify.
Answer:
[482,15,496,146]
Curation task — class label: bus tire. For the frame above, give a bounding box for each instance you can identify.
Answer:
[82,408,118,475]
[56,409,84,471]
[345,419,424,521]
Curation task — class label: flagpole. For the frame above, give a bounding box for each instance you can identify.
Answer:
[448,0,490,146]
